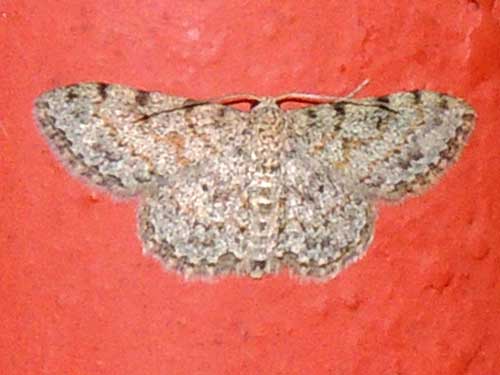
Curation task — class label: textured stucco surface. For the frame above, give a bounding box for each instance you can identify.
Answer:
[1,1,499,374]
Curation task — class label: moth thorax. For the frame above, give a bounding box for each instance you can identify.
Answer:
[250,104,285,145]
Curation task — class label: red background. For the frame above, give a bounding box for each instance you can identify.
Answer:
[1,1,500,374]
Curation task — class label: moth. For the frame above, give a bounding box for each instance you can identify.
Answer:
[34,83,475,279]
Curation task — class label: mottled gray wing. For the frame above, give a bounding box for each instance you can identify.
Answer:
[34,83,249,195]
[288,90,476,200]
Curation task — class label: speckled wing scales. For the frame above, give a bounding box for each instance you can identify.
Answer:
[138,156,275,278]
[289,91,475,200]
[276,158,376,279]
[34,84,476,281]
[34,83,249,196]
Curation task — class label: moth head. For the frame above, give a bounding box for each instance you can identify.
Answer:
[249,99,286,140]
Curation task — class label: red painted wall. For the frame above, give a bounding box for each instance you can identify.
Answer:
[1,1,499,374]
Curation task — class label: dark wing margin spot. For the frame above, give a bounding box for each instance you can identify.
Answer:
[135,90,150,106]
[377,95,390,103]
[36,99,50,110]
[410,90,422,104]
[333,102,346,115]
[217,106,228,118]
[306,108,318,119]
[462,112,475,122]
[97,83,109,100]
[251,260,267,270]
[41,114,57,128]
[66,89,79,101]
[438,94,449,110]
